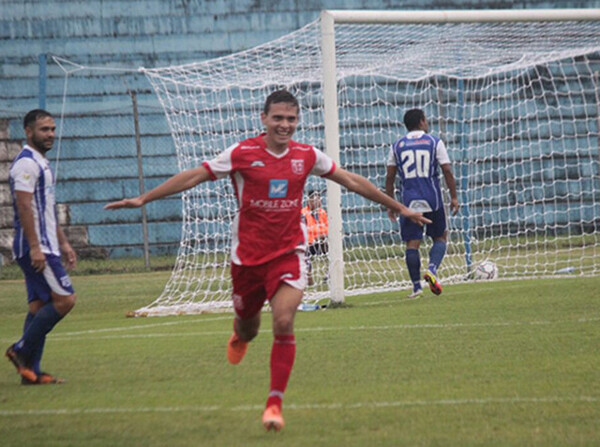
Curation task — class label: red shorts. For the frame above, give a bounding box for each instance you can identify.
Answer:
[231,251,307,320]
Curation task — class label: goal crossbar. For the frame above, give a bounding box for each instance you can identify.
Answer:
[323,9,600,24]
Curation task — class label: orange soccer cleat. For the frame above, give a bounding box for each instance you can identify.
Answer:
[5,346,37,383]
[262,405,285,432]
[424,270,442,295]
[227,333,248,365]
[22,372,65,385]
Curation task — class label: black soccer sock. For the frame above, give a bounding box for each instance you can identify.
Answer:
[15,303,63,362]
[405,249,421,290]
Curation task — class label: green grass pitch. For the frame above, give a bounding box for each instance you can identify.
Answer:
[1,272,599,446]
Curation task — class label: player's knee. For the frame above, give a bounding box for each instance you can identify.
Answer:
[53,293,76,316]
[236,320,259,341]
[272,314,294,335]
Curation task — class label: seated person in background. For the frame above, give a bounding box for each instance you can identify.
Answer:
[301,190,329,285]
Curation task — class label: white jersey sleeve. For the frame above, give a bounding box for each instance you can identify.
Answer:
[309,147,336,176]
[10,158,40,193]
[203,143,237,179]
[436,139,450,165]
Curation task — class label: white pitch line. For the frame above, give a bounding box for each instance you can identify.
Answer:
[0,396,597,417]
[57,315,232,336]
[13,316,599,343]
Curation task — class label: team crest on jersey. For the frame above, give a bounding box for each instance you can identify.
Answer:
[269,179,288,198]
[291,159,304,175]
[232,293,243,309]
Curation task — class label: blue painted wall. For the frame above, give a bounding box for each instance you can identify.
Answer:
[1,0,599,259]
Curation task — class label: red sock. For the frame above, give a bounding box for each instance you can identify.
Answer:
[266,334,296,409]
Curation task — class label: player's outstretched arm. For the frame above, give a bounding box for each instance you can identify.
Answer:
[325,167,431,226]
[105,166,211,210]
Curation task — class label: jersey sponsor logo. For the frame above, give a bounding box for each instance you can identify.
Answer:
[269,179,288,198]
[291,159,304,175]
[251,160,265,167]
[406,139,430,145]
[250,198,299,211]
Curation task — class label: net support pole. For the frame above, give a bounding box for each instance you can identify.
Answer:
[594,71,600,166]
[457,79,473,271]
[320,10,345,304]
[130,91,151,269]
[38,53,47,110]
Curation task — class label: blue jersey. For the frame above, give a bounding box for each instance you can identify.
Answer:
[389,131,448,212]
[9,145,60,258]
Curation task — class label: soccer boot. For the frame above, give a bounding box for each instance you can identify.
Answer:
[5,346,38,383]
[227,333,248,365]
[262,405,285,432]
[423,270,442,295]
[21,372,65,385]
[407,288,423,299]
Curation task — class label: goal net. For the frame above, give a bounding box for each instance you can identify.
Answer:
[134,9,600,316]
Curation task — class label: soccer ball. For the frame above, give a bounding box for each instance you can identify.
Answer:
[474,261,498,280]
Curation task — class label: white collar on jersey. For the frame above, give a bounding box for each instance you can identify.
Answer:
[406,130,426,138]
[264,147,289,158]
[23,144,49,163]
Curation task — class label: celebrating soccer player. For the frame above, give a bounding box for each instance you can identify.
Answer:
[105,90,430,431]
[385,108,460,298]
[6,109,77,385]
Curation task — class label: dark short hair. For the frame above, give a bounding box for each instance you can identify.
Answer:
[403,108,425,131]
[263,90,299,114]
[24,109,53,129]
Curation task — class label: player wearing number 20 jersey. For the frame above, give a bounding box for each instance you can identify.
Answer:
[385,109,459,298]
[387,130,450,214]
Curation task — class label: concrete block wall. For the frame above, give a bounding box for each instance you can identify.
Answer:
[1,0,599,261]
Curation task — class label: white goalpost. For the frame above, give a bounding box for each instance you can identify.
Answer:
[132,9,600,316]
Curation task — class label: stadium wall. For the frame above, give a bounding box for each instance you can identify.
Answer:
[0,0,599,262]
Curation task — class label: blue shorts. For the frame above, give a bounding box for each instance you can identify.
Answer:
[16,252,75,303]
[400,207,447,242]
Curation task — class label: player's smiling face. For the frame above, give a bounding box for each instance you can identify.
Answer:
[26,116,56,154]
[261,102,299,153]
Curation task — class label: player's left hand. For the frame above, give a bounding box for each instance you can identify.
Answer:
[61,242,77,270]
[450,198,460,216]
[104,197,144,210]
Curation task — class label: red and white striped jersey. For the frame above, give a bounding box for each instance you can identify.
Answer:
[203,133,335,266]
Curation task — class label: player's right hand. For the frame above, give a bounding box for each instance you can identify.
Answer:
[104,197,144,210]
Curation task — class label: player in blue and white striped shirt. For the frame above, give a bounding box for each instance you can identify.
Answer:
[5,109,77,384]
[386,109,459,298]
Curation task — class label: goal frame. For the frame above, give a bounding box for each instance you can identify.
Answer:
[320,8,600,304]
